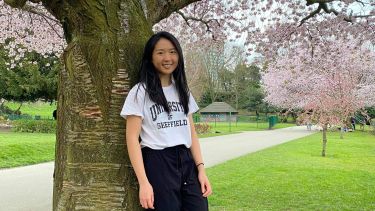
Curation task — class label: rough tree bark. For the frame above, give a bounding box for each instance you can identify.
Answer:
[5,0,200,210]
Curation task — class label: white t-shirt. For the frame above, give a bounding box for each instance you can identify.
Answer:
[120,82,199,149]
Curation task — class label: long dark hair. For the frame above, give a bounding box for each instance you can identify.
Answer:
[138,31,190,115]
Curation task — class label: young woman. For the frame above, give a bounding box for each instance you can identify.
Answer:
[120,31,212,210]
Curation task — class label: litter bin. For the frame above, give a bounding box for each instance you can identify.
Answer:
[268,116,278,129]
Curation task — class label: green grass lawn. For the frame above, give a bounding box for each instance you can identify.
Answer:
[206,131,375,211]
[4,101,56,119]
[1,127,374,210]
[0,122,295,168]
[0,132,55,168]
[199,122,296,138]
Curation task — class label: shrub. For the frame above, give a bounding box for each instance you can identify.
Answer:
[194,123,212,134]
[0,104,13,117]
[12,119,56,133]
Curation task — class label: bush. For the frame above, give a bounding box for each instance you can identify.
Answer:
[194,123,212,134]
[12,119,56,133]
[0,115,6,122]
[0,104,13,117]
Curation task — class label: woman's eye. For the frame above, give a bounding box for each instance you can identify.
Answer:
[170,50,177,54]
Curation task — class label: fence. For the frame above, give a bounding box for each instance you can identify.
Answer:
[193,114,281,132]
[6,114,54,121]
[194,114,272,123]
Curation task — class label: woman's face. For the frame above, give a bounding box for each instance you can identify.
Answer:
[152,38,179,76]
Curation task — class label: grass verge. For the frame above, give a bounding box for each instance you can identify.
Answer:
[3,101,56,119]
[0,132,55,169]
[0,123,295,168]
[206,131,375,210]
[199,122,296,138]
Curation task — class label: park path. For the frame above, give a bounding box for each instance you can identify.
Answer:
[0,126,317,211]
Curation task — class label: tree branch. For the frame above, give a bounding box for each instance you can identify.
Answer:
[176,10,220,34]
[41,14,64,39]
[4,1,62,38]
[299,1,374,25]
[4,0,60,23]
[354,0,369,7]
[4,0,42,8]
[305,0,336,6]
[4,0,27,8]
[299,4,322,26]
[23,4,60,24]
[145,0,201,25]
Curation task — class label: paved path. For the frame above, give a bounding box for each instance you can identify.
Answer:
[0,126,316,211]
[202,126,317,167]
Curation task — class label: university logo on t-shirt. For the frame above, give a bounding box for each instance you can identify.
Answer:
[149,102,188,129]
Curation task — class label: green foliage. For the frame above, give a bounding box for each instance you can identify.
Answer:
[365,107,375,119]
[0,43,59,102]
[198,90,234,108]
[12,119,56,133]
[198,64,275,113]
[0,104,13,116]
[207,131,375,210]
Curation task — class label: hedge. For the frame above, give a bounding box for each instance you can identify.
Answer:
[12,119,56,133]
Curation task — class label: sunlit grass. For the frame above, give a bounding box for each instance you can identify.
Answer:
[4,101,56,119]
[198,122,296,138]
[0,132,55,169]
[207,131,375,210]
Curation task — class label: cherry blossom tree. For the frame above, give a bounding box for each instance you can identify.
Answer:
[156,0,374,58]
[263,39,375,156]
[0,1,64,69]
[1,1,202,210]
[1,0,374,209]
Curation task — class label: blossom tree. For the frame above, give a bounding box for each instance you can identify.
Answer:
[263,39,375,156]
[1,0,374,209]
[2,1,203,210]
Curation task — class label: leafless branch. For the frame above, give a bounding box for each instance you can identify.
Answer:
[41,14,64,39]
[354,0,367,7]
[4,0,27,8]
[146,0,200,25]
[299,4,323,26]
[299,1,374,26]
[176,10,220,34]
[306,27,315,57]
[22,4,60,24]
[305,0,336,6]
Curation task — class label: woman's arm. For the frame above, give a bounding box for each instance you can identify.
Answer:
[188,114,212,197]
[126,115,154,209]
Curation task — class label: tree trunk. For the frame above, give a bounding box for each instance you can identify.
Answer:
[322,124,328,157]
[340,127,344,139]
[3,0,201,210]
[15,101,23,114]
[52,1,152,210]
[235,87,238,110]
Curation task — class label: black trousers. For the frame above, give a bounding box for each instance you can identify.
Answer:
[142,145,209,211]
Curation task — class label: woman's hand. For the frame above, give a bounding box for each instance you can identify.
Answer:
[139,181,154,209]
[197,168,212,197]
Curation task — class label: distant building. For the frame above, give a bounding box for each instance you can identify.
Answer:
[199,102,238,122]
